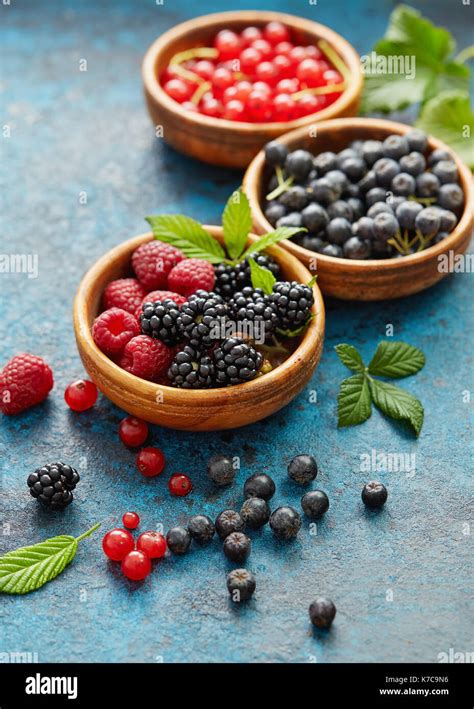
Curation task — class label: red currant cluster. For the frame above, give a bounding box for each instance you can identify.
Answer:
[102,512,166,581]
[161,21,346,122]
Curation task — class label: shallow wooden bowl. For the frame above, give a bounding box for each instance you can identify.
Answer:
[73,228,325,431]
[142,11,362,168]
[244,117,474,301]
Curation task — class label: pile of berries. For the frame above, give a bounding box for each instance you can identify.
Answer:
[262,130,464,259]
[160,21,346,123]
[102,513,167,581]
[92,240,314,388]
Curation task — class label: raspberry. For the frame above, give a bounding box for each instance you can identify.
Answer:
[134,290,187,321]
[103,278,147,315]
[0,353,54,415]
[119,335,174,382]
[167,258,215,297]
[92,308,139,356]
[131,241,184,290]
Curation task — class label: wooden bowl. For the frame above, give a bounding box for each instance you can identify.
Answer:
[243,117,474,301]
[142,11,362,168]
[73,228,325,431]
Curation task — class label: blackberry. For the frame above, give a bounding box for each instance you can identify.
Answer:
[301,490,329,519]
[215,510,245,540]
[223,532,251,563]
[244,473,276,501]
[229,287,279,339]
[27,462,80,509]
[167,345,214,389]
[309,598,336,629]
[207,455,236,486]
[214,337,263,386]
[270,281,314,331]
[287,454,318,484]
[140,298,182,346]
[269,506,301,539]
[227,568,256,602]
[213,254,281,300]
[187,515,215,545]
[178,290,227,348]
[166,526,191,555]
[240,497,270,529]
[362,481,388,508]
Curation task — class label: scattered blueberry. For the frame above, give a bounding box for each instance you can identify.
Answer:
[269,506,302,539]
[227,568,256,602]
[287,454,318,485]
[223,532,251,563]
[215,510,245,540]
[187,515,215,545]
[243,473,276,501]
[309,597,336,629]
[240,497,271,529]
[207,455,236,487]
[166,526,191,555]
[301,490,329,519]
[361,481,388,508]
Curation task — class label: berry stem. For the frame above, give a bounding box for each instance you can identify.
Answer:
[292,82,347,100]
[169,47,219,65]
[317,39,350,81]
[266,173,295,201]
[455,44,474,63]
[75,522,101,543]
[191,81,212,104]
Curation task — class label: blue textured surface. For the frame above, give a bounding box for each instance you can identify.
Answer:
[1,0,473,664]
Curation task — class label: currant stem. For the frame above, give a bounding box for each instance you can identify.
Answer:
[76,523,101,543]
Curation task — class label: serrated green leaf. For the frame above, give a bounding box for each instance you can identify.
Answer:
[416,91,474,168]
[369,378,424,436]
[146,215,226,264]
[0,535,78,594]
[276,314,314,339]
[222,189,252,260]
[240,226,305,260]
[248,257,276,295]
[337,373,372,428]
[368,341,425,378]
[335,344,366,373]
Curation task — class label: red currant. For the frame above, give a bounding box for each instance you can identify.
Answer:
[137,531,167,559]
[296,58,324,88]
[193,59,215,80]
[323,68,343,84]
[240,26,262,46]
[200,97,223,118]
[272,93,296,122]
[119,416,149,447]
[305,45,323,60]
[246,90,272,122]
[136,447,166,478]
[251,38,273,60]
[214,30,242,60]
[168,473,193,497]
[211,66,234,93]
[295,93,323,118]
[276,78,299,94]
[122,512,140,530]
[163,78,192,103]
[64,379,98,412]
[263,21,290,45]
[121,550,151,581]
[223,99,245,121]
[275,41,293,56]
[252,80,272,95]
[288,46,307,66]
[255,60,279,87]
[273,54,292,80]
[239,47,262,75]
[234,80,253,102]
[222,85,239,104]
[180,100,198,113]
[102,528,135,561]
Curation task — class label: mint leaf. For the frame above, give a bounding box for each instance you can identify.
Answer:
[369,378,424,436]
[0,524,100,595]
[248,257,276,294]
[337,373,372,428]
[416,91,474,168]
[222,189,252,260]
[368,341,425,378]
[335,344,366,373]
[146,215,226,264]
[240,226,306,260]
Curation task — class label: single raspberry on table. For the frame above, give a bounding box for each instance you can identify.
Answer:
[92,308,140,356]
[103,278,147,315]
[134,290,187,322]
[167,258,215,297]
[131,241,184,290]
[0,353,54,415]
[119,335,174,382]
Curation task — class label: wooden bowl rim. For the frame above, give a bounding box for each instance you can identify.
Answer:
[243,116,474,268]
[142,10,363,134]
[73,227,325,404]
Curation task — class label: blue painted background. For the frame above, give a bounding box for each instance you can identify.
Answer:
[1,0,472,663]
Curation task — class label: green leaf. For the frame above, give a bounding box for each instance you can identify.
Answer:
[0,524,100,595]
[368,341,425,378]
[369,378,424,436]
[337,373,372,428]
[335,344,366,373]
[276,315,314,338]
[240,226,306,261]
[416,91,474,168]
[221,189,252,260]
[248,257,276,295]
[146,215,226,264]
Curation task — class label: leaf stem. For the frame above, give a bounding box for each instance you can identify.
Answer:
[76,523,101,543]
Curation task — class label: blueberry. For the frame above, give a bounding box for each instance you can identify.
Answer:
[285,149,314,180]
[326,217,352,244]
[361,481,388,508]
[325,169,349,192]
[349,139,364,153]
[371,240,394,258]
[301,203,329,232]
[287,454,318,484]
[308,177,340,204]
[432,160,458,185]
[336,148,358,168]
[382,134,409,160]
[187,515,215,545]
[276,212,303,229]
[416,172,440,198]
[321,243,343,257]
[414,207,441,237]
[347,197,365,220]
[265,202,286,227]
[361,139,384,166]
[306,168,318,182]
[343,236,371,259]
[327,200,353,221]
[438,183,464,213]
[433,231,450,244]
[391,172,416,197]
[373,212,400,242]
[166,526,191,555]
[301,490,329,519]
[428,148,452,167]
[353,216,375,240]
[207,455,236,486]
[399,151,426,176]
[367,201,393,219]
[387,195,406,211]
[243,473,275,501]
[358,170,377,194]
[438,209,458,233]
[366,187,387,207]
[240,497,270,529]
[343,183,361,199]
[269,506,302,539]
[340,156,367,181]
[227,568,256,602]
[301,236,326,252]
[215,510,245,540]
[395,200,423,230]
[280,185,309,211]
[223,532,251,563]
[313,151,337,174]
[373,158,401,188]
[405,130,428,153]
[264,141,288,167]
[309,598,336,629]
